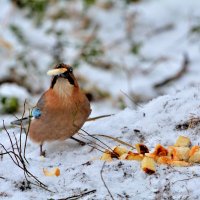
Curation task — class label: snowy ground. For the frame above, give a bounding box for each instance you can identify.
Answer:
[1,87,200,199]
[1,0,200,199]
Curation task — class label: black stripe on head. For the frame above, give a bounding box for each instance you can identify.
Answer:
[65,73,74,85]
[50,76,58,88]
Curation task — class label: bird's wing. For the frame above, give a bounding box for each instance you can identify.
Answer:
[32,92,47,119]
[11,92,47,126]
[36,93,46,109]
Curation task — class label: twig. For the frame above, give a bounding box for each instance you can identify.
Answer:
[1,119,53,192]
[100,162,115,200]
[2,121,19,165]
[154,54,189,88]
[120,90,143,108]
[58,189,96,200]
[172,174,200,185]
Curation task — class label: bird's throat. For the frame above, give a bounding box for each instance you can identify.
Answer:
[53,78,74,98]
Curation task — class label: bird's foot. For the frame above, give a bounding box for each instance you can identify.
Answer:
[40,150,46,157]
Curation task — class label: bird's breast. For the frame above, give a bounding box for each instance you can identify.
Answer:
[29,87,91,143]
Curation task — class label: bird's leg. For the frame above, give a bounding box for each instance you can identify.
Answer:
[40,143,46,157]
[70,110,86,146]
[70,136,86,146]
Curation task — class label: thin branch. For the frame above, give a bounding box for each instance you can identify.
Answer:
[100,162,115,200]
[58,189,96,200]
[1,119,53,193]
[154,54,189,88]
[172,174,200,185]
[19,99,27,156]
[120,90,143,108]
[2,120,19,165]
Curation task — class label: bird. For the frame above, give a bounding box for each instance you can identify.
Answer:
[12,63,91,156]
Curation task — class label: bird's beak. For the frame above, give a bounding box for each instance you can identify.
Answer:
[47,68,68,76]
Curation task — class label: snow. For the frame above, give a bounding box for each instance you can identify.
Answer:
[1,0,200,199]
[1,87,200,199]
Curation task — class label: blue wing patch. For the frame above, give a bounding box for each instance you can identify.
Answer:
[32,107,41,119]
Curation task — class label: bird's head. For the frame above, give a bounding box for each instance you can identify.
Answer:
[47,63,78,95]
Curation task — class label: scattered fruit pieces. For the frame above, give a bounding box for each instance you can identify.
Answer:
[100,136,199,175]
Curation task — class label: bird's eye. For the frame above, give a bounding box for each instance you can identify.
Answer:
[68,67,73,73]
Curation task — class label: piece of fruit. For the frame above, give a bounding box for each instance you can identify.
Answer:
[189,146,200,163]
[157,156,191,166]
[189,146,200,157]
[141,157,156,175]
[174,136,191,147]
[145,153,157,161]
[169,161,191,167]
[43,167,60,177]
[119,153,128,160]
[135,144,149,154]
[126,152,144,161]
[157,156,172,165]
[152,144,168,156]
[100,150,112,161]
[113,146,128,157]
[168,146,190,161]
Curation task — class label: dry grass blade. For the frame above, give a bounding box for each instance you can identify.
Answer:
[80,128,118,157]
[78,132,110,152]
[79,133,104,153]
[78,133,107,153]
[94,134,135,149]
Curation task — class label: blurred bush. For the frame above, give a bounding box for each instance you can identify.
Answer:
[0,96,19,114]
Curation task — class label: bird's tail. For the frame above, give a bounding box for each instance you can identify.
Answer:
[86,114,114,122]
[11,117,31,128]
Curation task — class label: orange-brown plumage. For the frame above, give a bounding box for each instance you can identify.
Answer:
[29,64,91,154]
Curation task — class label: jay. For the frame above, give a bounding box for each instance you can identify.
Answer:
[12,63,91,156]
